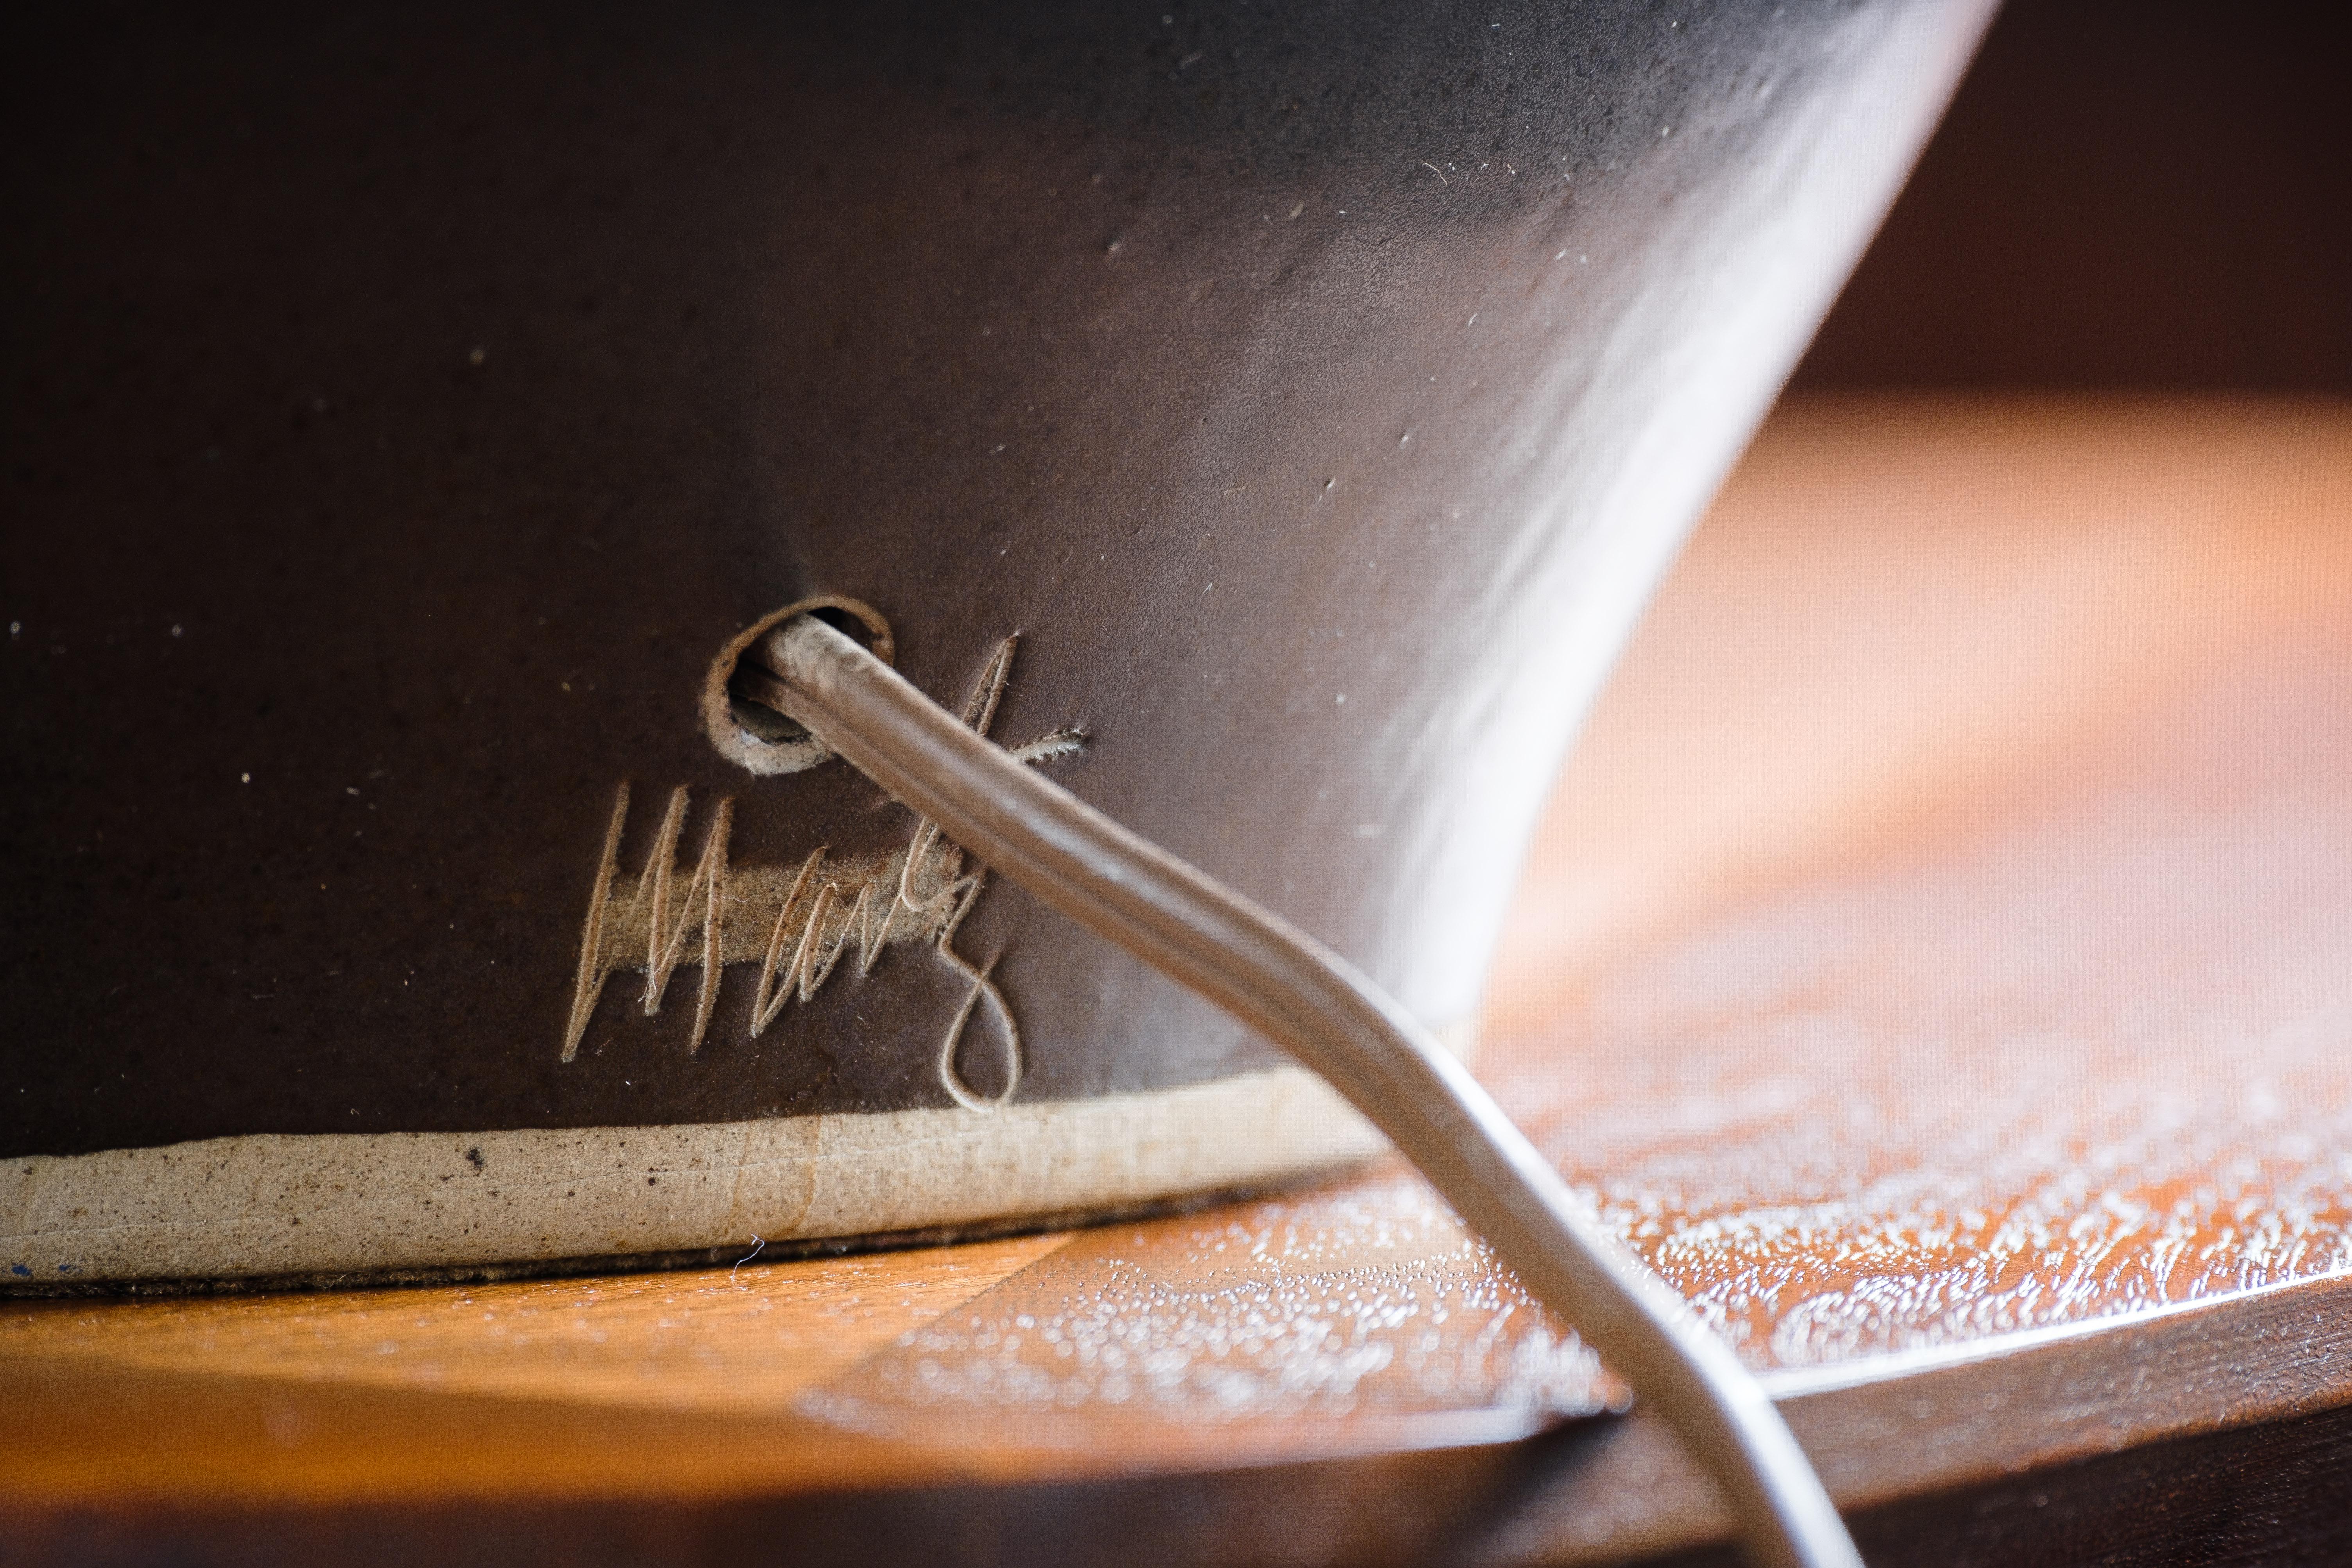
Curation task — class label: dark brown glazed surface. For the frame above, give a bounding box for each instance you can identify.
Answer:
[4,0,1982,1153]
[5,405,2350,1564]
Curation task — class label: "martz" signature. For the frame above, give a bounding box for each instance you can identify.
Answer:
[559,637,1081,1110]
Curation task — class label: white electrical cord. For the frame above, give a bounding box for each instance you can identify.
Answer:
[734,613,1860,1568]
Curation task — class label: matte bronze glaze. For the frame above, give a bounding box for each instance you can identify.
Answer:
[5,3,1983,1215]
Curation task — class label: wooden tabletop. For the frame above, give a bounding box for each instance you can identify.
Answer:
[9,397,2351,1566]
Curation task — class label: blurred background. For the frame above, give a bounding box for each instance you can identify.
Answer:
[1489,0,2352,1031]
[1792,0,2348,391]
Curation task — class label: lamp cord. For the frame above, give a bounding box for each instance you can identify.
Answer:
[734,613,1859,1568]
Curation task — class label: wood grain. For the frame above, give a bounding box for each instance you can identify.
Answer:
[7,398,2349,1565]
[0,1231,1066,1419]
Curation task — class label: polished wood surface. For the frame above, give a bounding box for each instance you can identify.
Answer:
[9,398,2350,1564]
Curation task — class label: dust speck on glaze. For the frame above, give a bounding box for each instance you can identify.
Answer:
[8,0,1989,1168]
